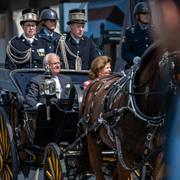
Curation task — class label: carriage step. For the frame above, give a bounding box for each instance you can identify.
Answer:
[62,150,116,157]
[101,150,116,156]
[59,141,69,146]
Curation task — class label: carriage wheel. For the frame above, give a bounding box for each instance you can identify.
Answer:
[43,143,67,180]
[0,107,18,180]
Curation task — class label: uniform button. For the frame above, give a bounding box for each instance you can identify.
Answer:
[145,37,148,40]
[32,50,34,52]
[49,46,52,49]
[146,44,149,47]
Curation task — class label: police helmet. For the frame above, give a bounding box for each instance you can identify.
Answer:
[39,8,58,21]
[133,2,150,15]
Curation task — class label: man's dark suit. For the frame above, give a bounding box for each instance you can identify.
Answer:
[25,74,75,107]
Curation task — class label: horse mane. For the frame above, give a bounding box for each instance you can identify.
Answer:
[136,42,164,86]
[132,41,171,120]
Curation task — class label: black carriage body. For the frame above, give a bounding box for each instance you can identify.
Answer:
[0,68,89,179]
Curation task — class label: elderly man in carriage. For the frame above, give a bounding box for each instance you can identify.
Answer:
[25,53,75,110]
[22,53,76,144]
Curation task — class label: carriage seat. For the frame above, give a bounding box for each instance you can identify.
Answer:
[10,69,45,98]
[10,69,88,146]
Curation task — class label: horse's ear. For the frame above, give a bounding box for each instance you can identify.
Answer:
[141,41,160,62]
[138,41,161,71]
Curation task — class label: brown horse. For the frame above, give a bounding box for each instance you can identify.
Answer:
[80,43,180,180]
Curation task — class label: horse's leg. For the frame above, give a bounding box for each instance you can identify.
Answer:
[152,129,166,180]
[87,133,104,180]
[153,152,165,180]
[112,162,130,180]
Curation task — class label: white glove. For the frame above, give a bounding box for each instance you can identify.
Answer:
[133,56,141,65]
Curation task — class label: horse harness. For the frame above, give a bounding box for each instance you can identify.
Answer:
[81,50,180,176]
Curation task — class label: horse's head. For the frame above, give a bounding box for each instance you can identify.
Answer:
[149,48,180,99]
[160,50,180,87]
[135,43,180,115]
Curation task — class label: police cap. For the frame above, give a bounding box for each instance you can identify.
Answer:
[67,9,87,25]
[20,8,39,25]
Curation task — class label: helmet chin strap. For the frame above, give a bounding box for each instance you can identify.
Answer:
[43,24,55,34]
[137,21,150,30]
[137,17,149,27]
[138,20,149,26]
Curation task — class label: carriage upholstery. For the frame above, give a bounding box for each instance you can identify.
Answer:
[9,69,89,98]
[0,68,17,93]
[9,68,45,97]
[4,68,88,146]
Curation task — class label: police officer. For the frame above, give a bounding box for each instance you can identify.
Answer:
[121,2,154,69]
[37,8,61,53]
[56,9,99,70]
[5,9,48,70]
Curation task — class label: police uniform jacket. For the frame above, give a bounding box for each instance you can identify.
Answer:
[57,32,99,70]
[5,35,48,70]
[121,23,153,67]
[37,27,61,53]
[25,74,74,107]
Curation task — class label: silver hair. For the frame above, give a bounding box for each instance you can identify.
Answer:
[43,53,60,68]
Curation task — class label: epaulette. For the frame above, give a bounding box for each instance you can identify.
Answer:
[60,33,67,41]
[36,33,41,38]
[130,25,135,34]
[8,35,18,42]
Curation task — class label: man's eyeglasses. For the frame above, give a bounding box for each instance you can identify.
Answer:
[24,24,37,28]
[49,62,61,65]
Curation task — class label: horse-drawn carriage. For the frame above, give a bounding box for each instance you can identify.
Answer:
[0,68,89,179]
[1,43,180,180]
[0,68,118,180]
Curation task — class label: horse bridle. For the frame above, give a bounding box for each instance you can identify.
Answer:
[113,50,180,172]
[128,50,180,127]
[160,50,180,86]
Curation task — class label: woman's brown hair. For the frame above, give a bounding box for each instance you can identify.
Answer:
[88,56,112,80]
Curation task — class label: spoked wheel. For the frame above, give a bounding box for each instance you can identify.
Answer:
[0,107,18,180]
[43,143,67,180]
[129,170,140,180]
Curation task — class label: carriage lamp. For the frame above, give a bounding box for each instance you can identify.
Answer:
[39,70,56,96]
[39,70,56,121]
[39,78,56,96]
